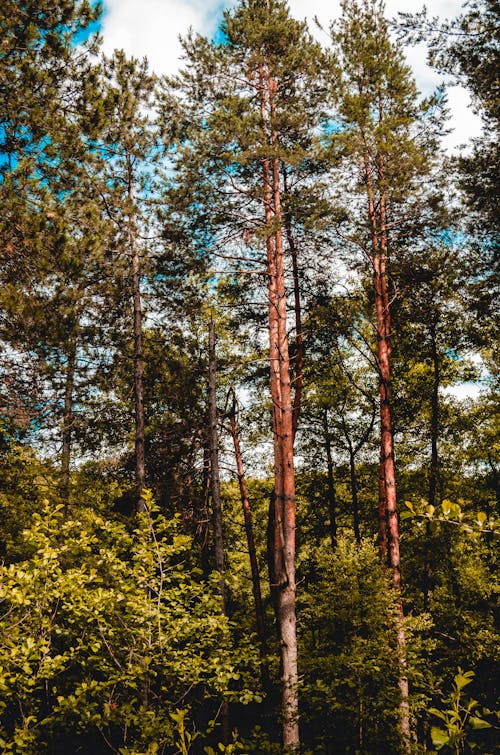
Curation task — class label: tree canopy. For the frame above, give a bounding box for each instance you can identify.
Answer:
[0,0,498,752]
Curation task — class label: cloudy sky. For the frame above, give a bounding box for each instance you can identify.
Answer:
[100,0,482,152]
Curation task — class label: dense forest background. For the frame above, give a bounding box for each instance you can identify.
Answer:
[0,0,498,752]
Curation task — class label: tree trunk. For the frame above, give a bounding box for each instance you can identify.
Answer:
[128,158,146,514]
[487,453,500,515]
[228,390,267,672]
[197,439,212,577]
[428,322,440,510]
[380,198,411,751]
[208,318,230,744]
[282,169,303,444]
[260,63,299,750]
[208,318,226,607]
[128,164,149,713]
[348,445,361,545]
[424,321,440,611]
[377,466,388,560]
[364,156,388,561]
[60,337,76,509]
[374,223,411,749]
[322,409,337,549]
[364,140,410,745]
[340,412,363,545]
[261,120,286,606]
[270,84,299,754]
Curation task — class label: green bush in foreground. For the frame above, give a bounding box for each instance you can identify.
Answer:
[0,494,258,753]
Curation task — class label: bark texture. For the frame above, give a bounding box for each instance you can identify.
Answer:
[282,170,303,444]
[365,142,410,745]
[260,63,299,750]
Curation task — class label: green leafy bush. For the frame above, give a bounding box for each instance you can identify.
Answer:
[298,535,403,753]
[0,494,258,753]
[429,669,494,753]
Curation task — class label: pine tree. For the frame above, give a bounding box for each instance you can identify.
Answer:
[400,0,499,235]
[86,51,163,512]
[173,1,332,746]
[0,2,103,467]
[0,0,100,174]
[329,0,444,742]
[0,67,115,506]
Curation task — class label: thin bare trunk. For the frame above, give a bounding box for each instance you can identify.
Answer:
[61,339,76,509]
[260,81,286,601]
[424,322,440,611]
[380,174,410,749]
[375,226,410,748]
[228,390,267,669]
[487,454,500,515]
[208,318,230,744]
[198,440,212,577]
[208,318,226,606]
[282,169,303,444]
[348,444,361,545]
[128,158,146,514]
[363,131,410,744]
[129,165,149,710]
[428,323,440,510]
[322,409,337,549]
[270,80,299,753]
[343,393,376,545]
[364,156,388,560]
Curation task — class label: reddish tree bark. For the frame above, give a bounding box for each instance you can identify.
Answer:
[259,62,300,750]
[369,149,411,744]
[364,153,388,560]
[361,125,410,744]
[259,71,286,602]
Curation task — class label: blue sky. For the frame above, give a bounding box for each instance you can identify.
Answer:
[98,0,482,152]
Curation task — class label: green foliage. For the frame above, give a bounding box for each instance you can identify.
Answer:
[429,669,494,753]
[0,492,258,753]
[400,0,500,234]
[0,441,55,561]
[0,0,101,159]
[402,499,499,536]
[330,0,442,207]
[297,535,403,753]
[0,0,497,752]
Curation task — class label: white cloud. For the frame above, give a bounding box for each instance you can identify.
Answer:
[101,0,215,76]
[441,86,483,152]
[444,382,483,401]
[101,0,482,149]
[286,0,483,150]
